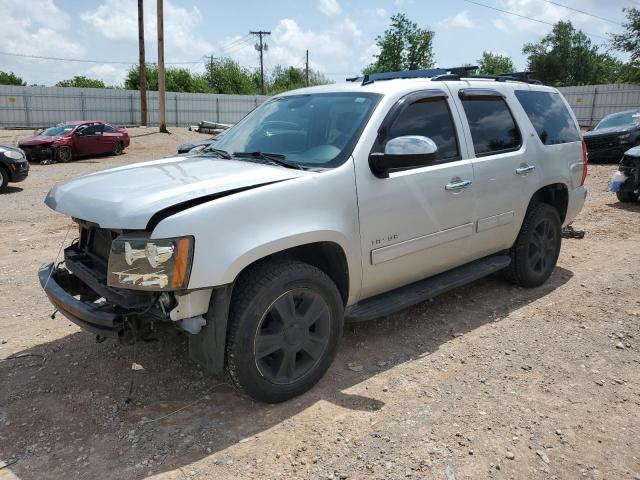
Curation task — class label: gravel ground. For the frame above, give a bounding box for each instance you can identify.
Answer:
[0,128,638,480]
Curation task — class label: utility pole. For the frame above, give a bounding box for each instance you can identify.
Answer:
[209,55,214,89]
[305,50,309,87]
[250,30,270,95]
[157,0,167,133]
[137,0,147,126]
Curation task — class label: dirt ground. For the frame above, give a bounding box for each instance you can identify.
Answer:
[0,128,638,480]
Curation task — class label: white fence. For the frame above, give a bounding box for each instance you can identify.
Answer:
[0,85,268,128]
[557,84,640,128]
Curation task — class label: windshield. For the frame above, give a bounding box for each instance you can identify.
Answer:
[595,111,640,130]
[41,125,74,136]
[208,92,381,168]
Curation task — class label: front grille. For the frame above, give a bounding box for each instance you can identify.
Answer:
[77,224,118,273]
[584,135,619,151]
[21,145,53,161]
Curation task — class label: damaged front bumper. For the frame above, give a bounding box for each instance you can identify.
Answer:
[38,263,124,338]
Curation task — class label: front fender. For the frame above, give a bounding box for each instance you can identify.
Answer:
[151,161,363,305]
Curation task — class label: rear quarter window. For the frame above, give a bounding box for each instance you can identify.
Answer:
[515,90,581,145]
[460,97,521,156]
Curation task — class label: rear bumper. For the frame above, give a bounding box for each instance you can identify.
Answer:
[38,263,123,338]
[564,186,588,227]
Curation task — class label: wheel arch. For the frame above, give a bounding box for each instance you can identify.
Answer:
[527,182,569,223]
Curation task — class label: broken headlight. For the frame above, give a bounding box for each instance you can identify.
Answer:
[107,236,193,291]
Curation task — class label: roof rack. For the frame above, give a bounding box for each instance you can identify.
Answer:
[347,67,543,85]
[347,66,479,85]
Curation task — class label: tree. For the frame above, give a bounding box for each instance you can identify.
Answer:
[125,65,213,93]
[364,13,434,74]
[523,21,619,86]
[204,58,258,94]
[56,76,112,88]
[610,8,640,83]
[0,71,26,86]
[268,65,332,94]
[477,51,515,75]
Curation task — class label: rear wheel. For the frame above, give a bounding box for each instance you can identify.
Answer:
[112,142,124,155]
[56,145,73,163]
[0,167,8,192]
[616,190,639,203]
[505,203,562,288]
[226,259,343,403]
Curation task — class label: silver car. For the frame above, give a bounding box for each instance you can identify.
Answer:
[40,69,587,402]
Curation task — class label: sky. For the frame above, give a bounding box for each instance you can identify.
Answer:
[0,0,634,87]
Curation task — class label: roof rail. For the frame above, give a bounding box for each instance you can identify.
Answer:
[346,66,479,85]
[347,67,544,85]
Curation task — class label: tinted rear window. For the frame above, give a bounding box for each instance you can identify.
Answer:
[461,97,521,156]
[515,90,581,145]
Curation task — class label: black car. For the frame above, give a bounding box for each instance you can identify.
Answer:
[583,110,640,162]
[0,145,29,192]
[177,136,218,154]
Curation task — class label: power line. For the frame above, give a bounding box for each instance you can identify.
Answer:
[250,30,271,95]
[462,0,610,41]
[0,50,201,65]
[538,0,622,26]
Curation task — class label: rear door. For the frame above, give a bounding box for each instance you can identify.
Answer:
[447,84,539,254]
[355,89,478,299]
[100,124,119,153]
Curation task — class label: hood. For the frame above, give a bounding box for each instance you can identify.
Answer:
[19,135,63,146]
[583,126,633,138]
[45,155,308,229]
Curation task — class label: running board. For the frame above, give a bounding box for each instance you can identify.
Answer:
[345,254,511,322]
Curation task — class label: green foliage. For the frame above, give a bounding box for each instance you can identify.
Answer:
[125,65,213,93]
[55,76,112,88]
[610,8,640,83]
[364,13,435,74]
[204,58,258,94]
[268,65,332,94]
[0,70,26,86]
[523,21,620,86]
[477,52,515,75]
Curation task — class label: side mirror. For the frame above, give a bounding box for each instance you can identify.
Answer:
[369,135,438,178]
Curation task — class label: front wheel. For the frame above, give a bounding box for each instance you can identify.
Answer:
[56,145,73,163]
[616,189,639,203]
[226,260,343,403]
[112,142,124,155]
[505,203,562,288]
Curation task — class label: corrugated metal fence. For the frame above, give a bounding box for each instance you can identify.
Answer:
[557,84,640,128]
[0,85,268,128]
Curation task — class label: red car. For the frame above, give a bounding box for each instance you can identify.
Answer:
[18,121,130,163]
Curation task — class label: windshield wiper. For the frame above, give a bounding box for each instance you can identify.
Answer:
[233,151,304,170]
[199,147,231,159]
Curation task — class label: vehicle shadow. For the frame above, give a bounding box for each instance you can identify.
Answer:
[606,201,640,212]
[0,186,23,195]
[0,267,573,479]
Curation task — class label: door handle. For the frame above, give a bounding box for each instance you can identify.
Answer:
[516,165,536,175]
[445,180,472,191]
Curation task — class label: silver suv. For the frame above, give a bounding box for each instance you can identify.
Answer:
[40,68,587,403]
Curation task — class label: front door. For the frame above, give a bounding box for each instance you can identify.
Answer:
[355,90,478,299]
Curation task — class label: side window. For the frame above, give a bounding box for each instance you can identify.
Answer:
[103,124,116,133]
[386,97,460,162]
[514,90,581,145]
[460,96,521,156]
[80,125,98,135]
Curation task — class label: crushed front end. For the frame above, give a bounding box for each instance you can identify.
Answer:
[39,221,206,343]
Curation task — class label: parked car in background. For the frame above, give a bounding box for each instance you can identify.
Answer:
[583,110,640,162]
[0,145,29,192]
[177,130,228,154]
[18,121,129,163]
[609,146,640,203]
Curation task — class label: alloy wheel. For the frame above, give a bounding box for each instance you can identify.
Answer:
[254,288,331,385]
[527,218,557,274]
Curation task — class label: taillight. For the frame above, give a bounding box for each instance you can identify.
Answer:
[581,140,588,186]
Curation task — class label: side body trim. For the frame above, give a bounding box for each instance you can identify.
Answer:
[476,211,515,233]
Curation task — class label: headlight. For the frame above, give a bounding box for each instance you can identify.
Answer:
[3,150,24,160]
[107,236,193,291]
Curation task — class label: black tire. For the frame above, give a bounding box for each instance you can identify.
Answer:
[616,190,639,203]
[504,203,562,288]
[226,259,343,403]
[112,142,124,155]
[0,166,8,192]
[56,145,73,163]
